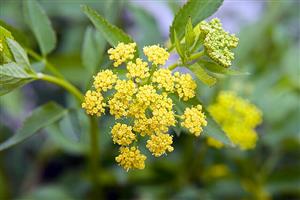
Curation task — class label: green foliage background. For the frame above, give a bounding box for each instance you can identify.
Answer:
[0,0,299,199]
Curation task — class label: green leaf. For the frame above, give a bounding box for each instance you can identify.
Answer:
[23,0,56,55]
[185,17,195,49]
[0,62,34,96]
[174,30,186,62]
[199,60,249,75]
[0,20,29,47]
[170,0,223,42]
[0,26,14,64]
[189,62,217,86]
[0,102,67,151]
[6,38,31,69]
[81,5,134,47]
[202,109,232,146]
[81,26,105,74]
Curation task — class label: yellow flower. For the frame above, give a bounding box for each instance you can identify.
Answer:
[207,137,224,149]
[199,18,239,67]
[135,85,158,106]
[174,72,197,101]
[208,91,262,149]
[111,123,136,146]
[108,42,136,67]
[181,105,207,136]
[115,146,146,171]
[146,133,174,157]
[108,92,131,119]
[143,44,169,65]
[93,70,118,92]
[81,90,106,117]
[115,79,136,96]
[152,68,175,92]
[126,58,150,82]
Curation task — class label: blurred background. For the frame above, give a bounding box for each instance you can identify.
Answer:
[0,0,299,199]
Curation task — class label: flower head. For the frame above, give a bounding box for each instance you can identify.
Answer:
[174,72,197,101]
[111,123,136,146]
[143,45,169,65]
[146,133,174,157]
[207,137,224,149]
[93,70,118,92]
[199,18,238,67]
[208,91,262,149]
[115,147,146,171]
[108,42,136,67]
[83,42,206,170]
[126,58,150,82]
[82,90,106,117]
[181,105,207,136]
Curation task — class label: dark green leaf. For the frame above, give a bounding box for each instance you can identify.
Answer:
[82,26,105,74]
[0,102,67,151]
[23,0,56,55]
[189,62,217,86]
[81,5,134,47]
[0,62,34,96]
[170,0,223,42]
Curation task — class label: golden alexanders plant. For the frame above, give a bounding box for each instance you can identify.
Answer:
[0,0,262,175]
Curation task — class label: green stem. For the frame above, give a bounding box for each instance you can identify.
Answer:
[36,73,83,101]
[26,48,65,79]
[189,50,205,60]
[89,116,101,198]
[168,62,180,70]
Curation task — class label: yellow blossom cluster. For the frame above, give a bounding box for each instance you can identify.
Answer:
[81,90,105,117]
[93,70,118,92]
[115,147,146,171]
[111,123,136,146]
[126,58,150,82]
[143,45,170,65]
[199,18,239,67]
[108,42,136,67]
[82,42,207,170]
[208,91,262,150]
[181,105,207,136]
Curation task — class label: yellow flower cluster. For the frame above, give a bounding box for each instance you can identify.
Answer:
[199,18,239,67]
[181,105,207,136]
[115,147,146,171]
[174,72,196,101]
[126,58,150,82]
[111,123,136,146]
[81,90,105,117]
[93,70,118,92]
[207,137,224,149]
[152,68,175,92]
[208,92,262,150]
[108,42,136,67]
[146,133,174,157]
[143,45,170,65]
[82,42,206,170]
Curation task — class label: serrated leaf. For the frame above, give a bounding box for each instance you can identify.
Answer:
[0,62,35,96]
[0,102,67,151]
[6,38,31,70]
[82,26,105,74]
[185,17,195,49]
[82,5,133,47]
[199,60,249,75]
[170,0,223,42]
[189,62,217,86]
[23,0,56,55]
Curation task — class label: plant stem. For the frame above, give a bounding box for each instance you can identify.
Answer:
[189,50,205,60]
[26,48,65,79]
[168,62,180,70]
[36,73,83,101]
[89,116,101,198]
